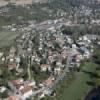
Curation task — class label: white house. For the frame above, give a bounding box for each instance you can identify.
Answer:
[40,64,51,72]
[8,79,34,100]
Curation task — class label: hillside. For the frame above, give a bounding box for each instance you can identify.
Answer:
[0,0,49,7]
[0,0,32,7]
[0,0,100,25]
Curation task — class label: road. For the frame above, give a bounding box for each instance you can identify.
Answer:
[30,20,80,31]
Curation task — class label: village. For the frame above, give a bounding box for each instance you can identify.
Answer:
[0,18,100,100]
[0,0,99,100]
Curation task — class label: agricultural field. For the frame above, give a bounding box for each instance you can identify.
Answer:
[59,62,99,100]
[0,31,19,48]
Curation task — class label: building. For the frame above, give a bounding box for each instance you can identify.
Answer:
[40,64,51,72]
[8,79,35,100]
[80,47,90,54]
[79,47,90,58]
[8,63,17,70]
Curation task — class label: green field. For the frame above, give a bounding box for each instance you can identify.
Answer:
[0,31,19,47]
[59,62,98,100]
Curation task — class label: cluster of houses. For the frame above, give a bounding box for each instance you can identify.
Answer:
[69,34,100,69]
[0,17,100,100]
[0,1,100,99]
[7,78,35,100]
[7,31,96,100]
[1,27,99,100]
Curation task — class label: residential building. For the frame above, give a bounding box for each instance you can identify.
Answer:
[8,79,35,100]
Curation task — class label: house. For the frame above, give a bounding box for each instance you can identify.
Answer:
[0,86,6,93]
[72,44,77,49]
[15,57,20,64]
[8,79,34,100]
[75,54,83,63]
[9,47,16,59]
[11,28,17,32]
[56,61,62,66]
[43,76,54,86]
[35,57,41,63]
[20,86,33,100]
[38,87,54,98]
[77,41,85,46]
[83,35,89,41]
[1,57,5,62]
[38,92,45,99]
[39,46,43,50]
[40,64,51,72]
[85,34,100,40]
[8,63,17,70]
[67,37,72,44]
[61,49,68,59]
[54,67,61,75]
[8,79,24,91]
[80,47,90,58]
[43,89,52,96]
[9,58,14,63]
[76,63,81,68]
[10,47,16,54]
[0,52,4,58]
[7,95,19,100]
[48,41,53,47]
[48,55,54,63]
[78,36,91,46]
[27,48,32,53]
[16,68,24,74]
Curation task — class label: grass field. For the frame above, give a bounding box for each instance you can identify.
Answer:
[59,62,98,100]
[0,31,19,47]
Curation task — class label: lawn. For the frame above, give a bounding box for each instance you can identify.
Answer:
[59,62,98,100]
[0,31,19,47]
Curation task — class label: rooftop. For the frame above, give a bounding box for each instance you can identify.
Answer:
[7,95,19,100]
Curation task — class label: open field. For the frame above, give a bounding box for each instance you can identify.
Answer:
[59,62,98,100]
[0,0,32,7]
[0,0,48,7]
[0,1,8,7]
[0,31,19,47]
